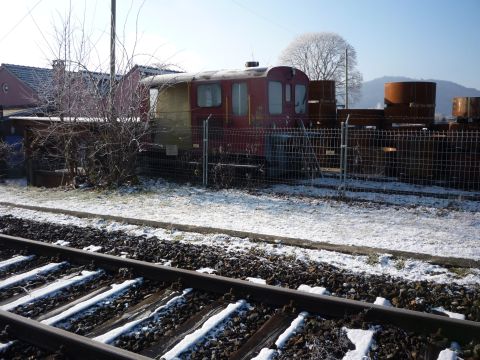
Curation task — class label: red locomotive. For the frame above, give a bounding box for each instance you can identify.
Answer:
[141,63,309,161]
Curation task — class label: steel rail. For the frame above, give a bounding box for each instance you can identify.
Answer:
[0,309,150,360]
[1,233,479,344]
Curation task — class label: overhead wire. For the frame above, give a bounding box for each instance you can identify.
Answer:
[0,0,45,44]
[230,0,294,34]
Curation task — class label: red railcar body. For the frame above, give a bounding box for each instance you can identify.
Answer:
[142,66,309,157]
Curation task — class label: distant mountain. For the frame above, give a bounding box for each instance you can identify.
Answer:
[353,76,480,117]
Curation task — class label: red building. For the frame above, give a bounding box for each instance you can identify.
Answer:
[0,62,179,118]
[0,64,52,114]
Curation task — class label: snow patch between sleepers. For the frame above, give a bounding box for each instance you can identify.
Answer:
[0,262,66,290]
[0,341,15,353]
[373,297,392,307]
[93,288,192,344]
[82,245,102,252]
[161,299,247,360]
[297,284,329,295]
[0,270,102,311]
[432,306,465,320]
[246,277,266,285]
[252,311,309,360]
[42,278,142,326]
[0,255,34,271]
[437,348,458,360]
[342,327,376,360]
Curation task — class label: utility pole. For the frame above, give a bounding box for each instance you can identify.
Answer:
[345,47,349,110]
[110,0,116,121]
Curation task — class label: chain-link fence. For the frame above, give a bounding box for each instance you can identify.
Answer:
[139,119,480,202]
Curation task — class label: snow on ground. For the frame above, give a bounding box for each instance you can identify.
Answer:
[0,179,479,261]
[0,203,479,286]
[286,176,480,212]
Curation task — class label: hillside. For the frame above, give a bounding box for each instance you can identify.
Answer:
[354,76,480,116]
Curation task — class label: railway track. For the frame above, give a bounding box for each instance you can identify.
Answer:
[0,234,479,359]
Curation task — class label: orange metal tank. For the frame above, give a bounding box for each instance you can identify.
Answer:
[384,82,436,124]
[452,97,480,120]
[308,80,336,127]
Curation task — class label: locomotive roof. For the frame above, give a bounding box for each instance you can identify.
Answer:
[141,66,286,87]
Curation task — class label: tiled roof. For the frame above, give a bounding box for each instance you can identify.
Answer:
[1,63,180,97]
[2,63,53,93]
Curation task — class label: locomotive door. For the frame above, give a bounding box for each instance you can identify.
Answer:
[230,82,249,127]
[284,82,294,125]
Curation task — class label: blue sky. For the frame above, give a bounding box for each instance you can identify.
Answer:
[1,0,479,89]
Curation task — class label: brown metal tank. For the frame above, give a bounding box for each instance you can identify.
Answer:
[452,97,480,121]
[384,82,436,125]
[337,109,384,127]
[308,80,336,127]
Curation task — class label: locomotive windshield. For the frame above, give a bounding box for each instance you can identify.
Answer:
[268,81,283,115]
[197,83,222,107]
[295,84,307,114]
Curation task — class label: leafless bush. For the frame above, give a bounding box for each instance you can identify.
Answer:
[28,4,162,188]
[0,140,14,180]
[0,141,13,161]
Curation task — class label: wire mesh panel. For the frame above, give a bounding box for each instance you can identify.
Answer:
[139,121,480,193]
[22,112,479,201]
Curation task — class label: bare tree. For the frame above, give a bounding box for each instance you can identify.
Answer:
[279,32,363,105]
[28,4,164,188]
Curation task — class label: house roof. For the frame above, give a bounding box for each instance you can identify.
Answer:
[1,63,53,93]
[1,63,181,97]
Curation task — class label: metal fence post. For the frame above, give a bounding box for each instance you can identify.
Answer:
[338,115,350,196]
[202,114,211,187]
[339,121,345,192]
[343,114,350,184]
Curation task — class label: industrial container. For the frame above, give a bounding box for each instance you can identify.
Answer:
[308,80,336,128]
[395,131,448,186]
[337,109,384,127]
[384,82,436,125]
[452,97,480,122]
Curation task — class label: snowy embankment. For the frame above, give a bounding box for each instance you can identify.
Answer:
[0,179,479,261]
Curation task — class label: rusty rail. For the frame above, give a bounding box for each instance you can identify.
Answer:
[1,233,479,345]
[0,309,150,360]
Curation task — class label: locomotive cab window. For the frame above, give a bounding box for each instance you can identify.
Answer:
[269,81,283,115]
[198,83,222,107]
[285,84,291,102]
[295,84,306,114]
[232,82,247,116]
